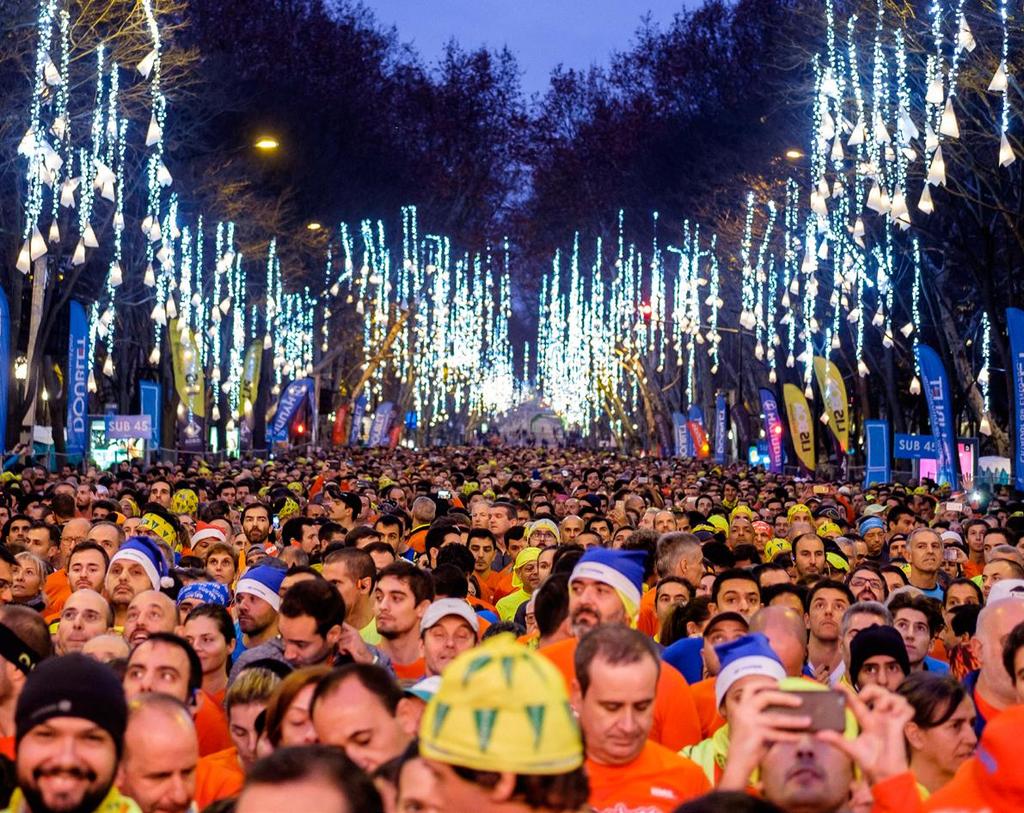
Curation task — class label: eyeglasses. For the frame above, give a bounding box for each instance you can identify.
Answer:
[848,577,884,591]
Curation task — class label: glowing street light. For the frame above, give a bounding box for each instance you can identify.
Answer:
[254,137,280,151]
[306,222,322,231]
[785,148,805,160]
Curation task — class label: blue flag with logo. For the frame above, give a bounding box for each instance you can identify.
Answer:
[1008,308,1024,492]
[915,344,958,488]
[714,393,728,463]
[759,388,784,473]
[139,381,161,448]
[268,378,313,443]
[349,394,368,446]
[65,300,89,459]
[863,420,891,487]
[367,401,396,447]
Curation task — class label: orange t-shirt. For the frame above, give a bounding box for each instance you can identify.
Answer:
[972,685,1002,727]
[195,747,244,810]
[964,559,984,579]
[690,677,725,739]
[637,588,659,638]
[43,569,71,622]
[195,689,233,757]
[406,527,429,555]
[476,570,503,604]
[540,637,702,750]
[0,735,13,760]
[391,657,426,685]
[489,565,515,603]
[586,740,711,812]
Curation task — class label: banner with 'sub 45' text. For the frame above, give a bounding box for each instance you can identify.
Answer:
[1008,308,1024,492]
[65,300,89,459]
[915,343,958,489]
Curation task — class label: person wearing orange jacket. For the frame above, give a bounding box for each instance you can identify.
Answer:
[540,547,702,751]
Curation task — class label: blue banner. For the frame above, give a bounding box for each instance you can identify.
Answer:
[672,412,689,457]
[715,393,728,463]
[0,286,10,456]
[864,420,891,487]
[139,381,161,448]
[349,394,368,446]
[916,344,959,488]
[1008,308,1024,491]
[269,378,313,443]
[759,388,784,473]
[367,401,396,447]
[894,433,938,459]
[65,300,89,459]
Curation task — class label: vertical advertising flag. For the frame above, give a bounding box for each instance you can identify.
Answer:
[65,301,89,460]
[169,320,206,453]
[915,343,959,489]
[759,388,785,473]
[349,394,368,446]
[138,381,161,449]
[672,412,689,457]
[239,341,262,451]
[268,378,313,444]
[332,402,350,446]
[1008,308,1024,491]
[782,383,815,473]
[687,405,709,459]
[714,393,728,463]
[813,357,850,453]
[0,286,9,455]
[863,419,891,488]
[367,401,396,447]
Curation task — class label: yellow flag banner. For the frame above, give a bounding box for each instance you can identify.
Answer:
[169,320,206,418]
[813,356,849,452]
[240,341,262,420]
[783,383,816,472]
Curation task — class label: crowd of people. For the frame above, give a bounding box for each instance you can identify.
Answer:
[0,447,1020,812]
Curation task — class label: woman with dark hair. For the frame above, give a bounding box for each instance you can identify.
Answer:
[184,603,236,703]
[263,665,332,748]
[897,672,978,796]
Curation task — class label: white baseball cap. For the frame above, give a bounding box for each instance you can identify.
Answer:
[988,579,1024,604]
[419,598,480,635]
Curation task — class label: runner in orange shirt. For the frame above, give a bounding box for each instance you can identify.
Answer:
[573,625,709,811]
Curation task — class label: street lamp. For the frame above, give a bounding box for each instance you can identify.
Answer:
[254,136,280,151]
[306,222,322,231]
[785,148,805,160]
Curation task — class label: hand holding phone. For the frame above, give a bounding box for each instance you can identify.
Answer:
[765,689,846,732]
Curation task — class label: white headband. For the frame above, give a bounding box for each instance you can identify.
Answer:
[569,561,641,611]
[235,576,282,612]
[715,656,786,708]
[110,548,160,591]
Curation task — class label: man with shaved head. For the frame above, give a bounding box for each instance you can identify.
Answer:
[56,588,112,654]
[749,605,808,677]
[118,694,199,813]
[966,597,1024,735]
[124,590,178,650]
